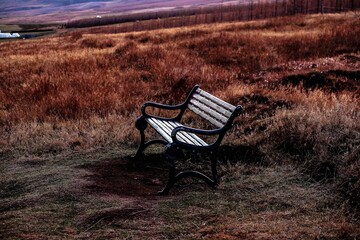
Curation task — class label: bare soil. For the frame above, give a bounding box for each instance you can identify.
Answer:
[82,155,168,198]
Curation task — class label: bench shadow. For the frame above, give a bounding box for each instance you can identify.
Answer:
[81,154,169,198]
[81,145,264,198]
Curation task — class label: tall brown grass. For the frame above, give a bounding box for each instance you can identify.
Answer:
[0,13,358,145]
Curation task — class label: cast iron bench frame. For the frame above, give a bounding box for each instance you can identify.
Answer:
[134,85,243,195]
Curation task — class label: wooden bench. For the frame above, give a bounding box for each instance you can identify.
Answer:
[134,85,243,195]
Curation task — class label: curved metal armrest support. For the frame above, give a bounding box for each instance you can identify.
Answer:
[171,126,223,149]
[172,126,222,137]
[141,101,185,119]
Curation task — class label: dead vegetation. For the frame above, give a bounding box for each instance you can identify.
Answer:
[0,13,359,239]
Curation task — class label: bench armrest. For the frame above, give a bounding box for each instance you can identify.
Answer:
[171,126,223,149]
[172,126,222,136]
[141,101,185,119]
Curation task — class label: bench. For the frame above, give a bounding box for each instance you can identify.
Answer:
[133,85,243,195]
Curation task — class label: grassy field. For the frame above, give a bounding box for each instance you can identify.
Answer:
[0,13,359,239]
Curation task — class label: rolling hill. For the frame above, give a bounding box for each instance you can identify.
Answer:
[0,0,248,24]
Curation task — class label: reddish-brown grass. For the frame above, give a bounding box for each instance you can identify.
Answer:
[1,14,359,125]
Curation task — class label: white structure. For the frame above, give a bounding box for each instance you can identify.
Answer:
[0,30,20,38]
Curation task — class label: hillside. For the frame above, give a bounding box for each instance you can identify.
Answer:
[0,0,246,24]
[0,13,359,239]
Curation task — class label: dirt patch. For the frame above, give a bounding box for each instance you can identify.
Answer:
[82,207,150,226]
[82,155,168,198]
[281,70,360,93]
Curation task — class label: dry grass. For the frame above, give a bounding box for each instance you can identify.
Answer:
[0,12,360,239]
[1,14,358,125]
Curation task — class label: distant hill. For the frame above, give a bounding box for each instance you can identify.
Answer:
[0,0,247,24]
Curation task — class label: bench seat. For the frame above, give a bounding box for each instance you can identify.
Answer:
[146,117,208,146]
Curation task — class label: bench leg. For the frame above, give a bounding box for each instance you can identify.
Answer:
[133,117,148,159]
[133,117,169,159]
[210,151,219,186]
[157,159,176,195]
[158,145,219,195]
[157,144,179,195]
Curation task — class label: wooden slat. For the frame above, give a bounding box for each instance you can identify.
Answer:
[150,118,190,144]
[189,99,229,124]
[166,121,199,146]
[192,93,232,118]
[162,120,207,146]
[147,118,172,143]
[152,119,174,141]
[184,131,208,146]
[195,88,236,112]
[149,118,194,145]
[147,118,208,146]
[188,103,225,128]
[167,121,207,146]
[162,120,197,145]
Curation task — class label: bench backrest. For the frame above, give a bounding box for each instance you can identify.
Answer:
[186,86,240,128]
